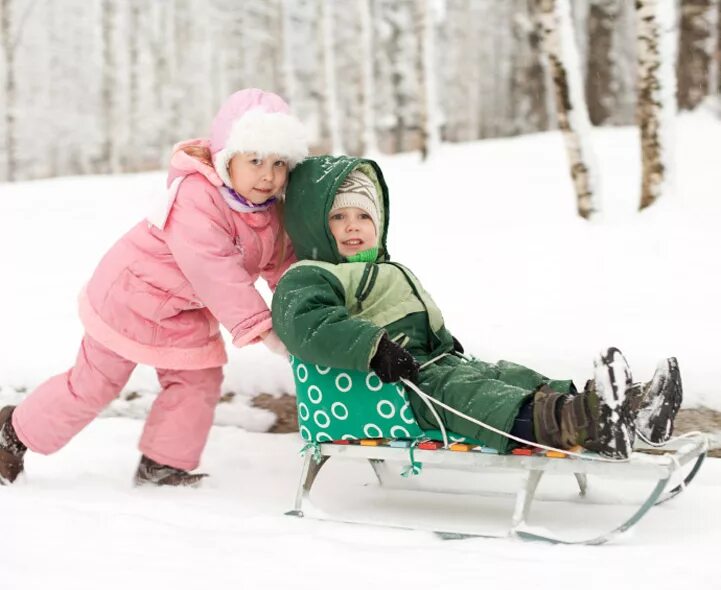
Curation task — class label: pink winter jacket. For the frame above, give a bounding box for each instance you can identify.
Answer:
[78,140,295,370]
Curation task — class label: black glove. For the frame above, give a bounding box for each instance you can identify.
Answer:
[370,334,420,383]
[452,335,464,354]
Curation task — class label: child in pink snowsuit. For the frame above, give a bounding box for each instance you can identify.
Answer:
[0,88,309,487]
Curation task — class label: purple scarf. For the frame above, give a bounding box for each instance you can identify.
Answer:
[219,185,278,213]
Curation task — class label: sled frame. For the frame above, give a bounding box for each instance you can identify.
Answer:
[286,436,707,545]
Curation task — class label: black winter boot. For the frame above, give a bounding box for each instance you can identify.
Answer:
[627,357,682,444]
[134,455,208,487]
[0,406,27,484]
[533,348,636,459]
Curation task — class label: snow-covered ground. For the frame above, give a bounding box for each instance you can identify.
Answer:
[1,111,720,587]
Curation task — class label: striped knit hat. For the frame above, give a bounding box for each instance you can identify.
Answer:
[330,170,380,231]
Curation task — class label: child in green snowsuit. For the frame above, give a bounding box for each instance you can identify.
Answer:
[271,156,681,458]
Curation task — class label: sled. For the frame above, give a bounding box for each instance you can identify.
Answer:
[285,356,708,545]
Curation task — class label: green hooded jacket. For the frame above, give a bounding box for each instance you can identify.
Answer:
[272,156,573,452]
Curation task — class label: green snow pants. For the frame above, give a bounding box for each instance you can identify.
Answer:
[410,355,575,453]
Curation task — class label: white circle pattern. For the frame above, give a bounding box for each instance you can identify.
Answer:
[307,385,323,404]
[331,402,349,420]
[376,400,396,419]
[299,425,312,441]
[390,425,411,438]
[298,402,309,421]
[363,423,383,438]
[316,432,332,442]
[314,410,331,428]
[296,363,309,383]
[335,373,352,392]
[366,373,383,391]
[315,364,331,375]
[400,403,416,424]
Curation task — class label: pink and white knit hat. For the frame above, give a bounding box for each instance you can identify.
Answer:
[210,88,309,187]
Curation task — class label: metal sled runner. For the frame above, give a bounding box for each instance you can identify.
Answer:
[287,436,707,545]
[285,356,708,544]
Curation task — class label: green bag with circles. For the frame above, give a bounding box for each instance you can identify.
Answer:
[291,355,480,445]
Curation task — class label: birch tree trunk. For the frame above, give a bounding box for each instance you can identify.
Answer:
[320,0,343,153]
[127,0,141,170]
[1,0,16,181]
[535,0,602,219]
[586,0,621,125]
[415,0,440,159]
[677,0,713,110]
[358,0,378,154]
[510,0,549,134]
[636,0,678,210]
[279,0,297,106]
[100,0,118,173]
[717,0,721,94]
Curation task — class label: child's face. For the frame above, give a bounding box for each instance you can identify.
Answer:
[328,207,377,257]
[228,152,288,204]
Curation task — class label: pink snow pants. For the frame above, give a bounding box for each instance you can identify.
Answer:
[12,334,223,471]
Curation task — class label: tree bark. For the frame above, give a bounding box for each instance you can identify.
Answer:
[100,0,118,173]
[636,0,677,210]
[586,0,621,125]
[320,0,343,153]
[415,0,439,159]
[510,0,549,134]
[535,0,601,219]
[127,0,141,169]
[1,0,15,181]
[358,0,378,154]
[677,0,713,110]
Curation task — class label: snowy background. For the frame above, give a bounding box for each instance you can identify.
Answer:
[1,110,720,588]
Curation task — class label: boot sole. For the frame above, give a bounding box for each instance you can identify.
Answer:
[636,357,683,444]
[592,347,634,459]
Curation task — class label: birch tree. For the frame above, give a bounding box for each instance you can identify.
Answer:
[1,0,16,181]
[1,0,35,181]
[586,0,622,125]
[279,0,297,108]
[717,0,721,94]
[127,0,141,170]
[415,0,440,159]
[100,0,119,173]
[677,0,714,110]
[358,0,378,154]
[509,0,549,134]
[319,0,343,153]
[636,0,678,210]
[535,0,602,219]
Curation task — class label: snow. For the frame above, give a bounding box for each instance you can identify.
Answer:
[1,111,721,586]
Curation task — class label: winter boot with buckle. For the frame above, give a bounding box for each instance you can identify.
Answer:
[533,347,635,459]
[626,357,682,444]
[0,406,27,484]
[134,455,208,487]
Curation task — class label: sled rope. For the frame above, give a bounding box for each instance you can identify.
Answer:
[402,378,641,463]
[635,428,707,449]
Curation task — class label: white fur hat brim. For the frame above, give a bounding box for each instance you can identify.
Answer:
[213,110,309,187]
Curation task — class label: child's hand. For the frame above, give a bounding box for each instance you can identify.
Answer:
[370,334,420,383]
[262,330,288,357]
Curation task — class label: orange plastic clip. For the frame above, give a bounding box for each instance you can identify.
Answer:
[360,439,385,447]
[449,443,473,452]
